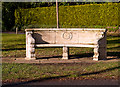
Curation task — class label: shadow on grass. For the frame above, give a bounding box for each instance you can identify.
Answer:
[37,56,62,59]
[107,52,120,58]
[107,39,120,45]
[72,52,120,60]
[70,53,93,59]
[36,53,93,60]
[77,66,120,76]
[71,51,120,60]
[107,46,120,50]
[2,75,70,87]
[3,65,120,87]
[2,48,26,51]
[37,52,120,60]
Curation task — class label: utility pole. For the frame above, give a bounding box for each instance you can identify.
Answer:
[56,0,59,28]
[16,27,18,34]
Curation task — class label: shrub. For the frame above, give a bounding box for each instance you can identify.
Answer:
[15,3,120,29]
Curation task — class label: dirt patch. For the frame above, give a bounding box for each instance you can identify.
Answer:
[2,77,119,86]
[2,56,119,64]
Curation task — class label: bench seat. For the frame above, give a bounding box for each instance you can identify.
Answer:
[35,44,98,48]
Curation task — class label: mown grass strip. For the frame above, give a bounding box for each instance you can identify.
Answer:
[2,61,119,82]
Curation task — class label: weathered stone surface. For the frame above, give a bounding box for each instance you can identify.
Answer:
[62,46,69,59]
[25,28,107,61]
[25,31,35,60]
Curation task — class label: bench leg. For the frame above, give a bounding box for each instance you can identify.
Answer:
[25,44,36,60]
[93,47,107,61]
[62,46,69,59]
[25,31,36,60]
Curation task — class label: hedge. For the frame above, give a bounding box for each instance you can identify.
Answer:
[15,3,120,29]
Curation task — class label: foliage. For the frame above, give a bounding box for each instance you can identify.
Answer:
[2,2,56,31]
[3,2,102,31]
[2,2,119,31]
[15,3,120,29]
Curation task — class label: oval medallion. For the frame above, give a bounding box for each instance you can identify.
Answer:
[62,32,72,40]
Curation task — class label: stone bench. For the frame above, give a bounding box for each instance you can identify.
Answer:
[25,28,107,61]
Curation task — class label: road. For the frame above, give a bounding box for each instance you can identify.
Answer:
[2,79,119,87]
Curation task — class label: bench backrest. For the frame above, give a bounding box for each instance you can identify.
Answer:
[25,28,107,45]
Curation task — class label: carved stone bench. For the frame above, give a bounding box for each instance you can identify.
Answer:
[25,28,107,61]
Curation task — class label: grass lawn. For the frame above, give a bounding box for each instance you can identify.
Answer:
[2,62,119,83]
[2,33,120,83]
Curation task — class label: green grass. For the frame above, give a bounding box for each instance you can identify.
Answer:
[2,33,120,83]
[2,62,120,82]
[2,34,26,57]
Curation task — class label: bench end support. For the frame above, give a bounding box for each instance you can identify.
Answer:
[93,47,107,61]
[26,31,36,60]
[62,46,69,59]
